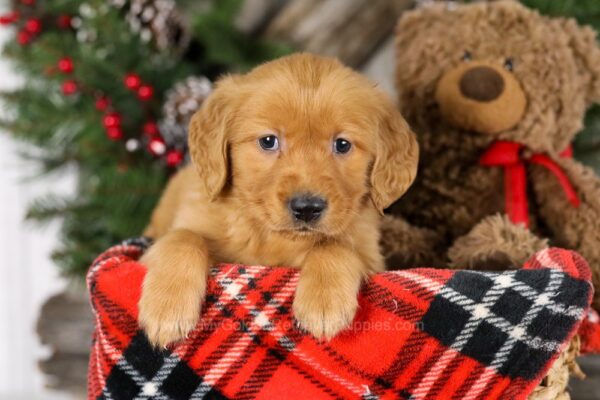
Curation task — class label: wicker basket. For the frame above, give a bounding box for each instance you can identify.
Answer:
[529,336,584,400]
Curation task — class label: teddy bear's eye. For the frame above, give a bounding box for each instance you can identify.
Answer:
[462,51,472,62]
[504,58,514,72]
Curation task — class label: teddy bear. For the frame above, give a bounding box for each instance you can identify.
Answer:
[382,0,600,309]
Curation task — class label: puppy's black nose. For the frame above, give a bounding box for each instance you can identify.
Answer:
[289,195,327,223]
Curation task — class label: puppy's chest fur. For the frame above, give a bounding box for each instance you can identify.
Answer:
[171,186,312,268]
[214,218,315,267]
[160,166,384,272]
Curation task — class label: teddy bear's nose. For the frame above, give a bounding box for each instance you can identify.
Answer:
[460,66,505,102]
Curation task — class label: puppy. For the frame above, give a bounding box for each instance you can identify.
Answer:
[139,53,418,347]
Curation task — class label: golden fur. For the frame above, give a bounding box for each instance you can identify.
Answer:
[139,53,419,347]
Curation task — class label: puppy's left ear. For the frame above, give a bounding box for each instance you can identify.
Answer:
[370,105,419,213]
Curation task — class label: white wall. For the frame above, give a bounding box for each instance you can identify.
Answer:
[0,22,73,400]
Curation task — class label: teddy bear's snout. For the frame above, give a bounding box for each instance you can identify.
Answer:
[459,66,505,102]
[435,61,527,135]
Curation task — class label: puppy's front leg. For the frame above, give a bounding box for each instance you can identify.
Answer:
[294,244,366,340]
[138,229,209,348]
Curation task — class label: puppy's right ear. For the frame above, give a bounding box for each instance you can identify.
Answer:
[370,103,419,214]
[188,76,239,200]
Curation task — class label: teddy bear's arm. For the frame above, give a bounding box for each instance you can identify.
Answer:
[447,214,549,271]
[531,159,600,306]
[380,214,445,269]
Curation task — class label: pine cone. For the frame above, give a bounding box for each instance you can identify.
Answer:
[159,76,213,149]
[110,0,190,52]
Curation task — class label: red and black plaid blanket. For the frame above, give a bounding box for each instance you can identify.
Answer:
[88,238,592,400]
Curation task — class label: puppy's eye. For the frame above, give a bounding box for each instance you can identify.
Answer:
[258,135,279,151]
[462,51,472,62]
[504,58,514,72]
[333,138,352,154]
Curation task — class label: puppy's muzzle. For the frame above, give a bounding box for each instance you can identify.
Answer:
[289,194,327,223]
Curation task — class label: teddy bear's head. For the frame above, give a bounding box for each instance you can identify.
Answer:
[395,0,600,153]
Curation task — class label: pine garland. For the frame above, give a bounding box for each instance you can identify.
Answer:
[5,0,600,279]
[1,0,290,278]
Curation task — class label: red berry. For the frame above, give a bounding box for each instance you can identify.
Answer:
[57,15,72,29]
[124,73,141,90]
[0,12,19,25]
[57,57,74,74]
[17,30,31,45]
[61,80,78,95]
[166,150,184,167]
[143,121,159,136]
[103,112,122,129]
[24,18,42,34]
[21,0,35,5]
[95,97,110,111]
[106,127,123,141]
[148,137,166,156]
[137,85,154,101]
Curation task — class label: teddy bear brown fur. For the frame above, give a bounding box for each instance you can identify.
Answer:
[383,0,600,308]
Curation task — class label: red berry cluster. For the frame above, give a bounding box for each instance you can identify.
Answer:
[63,67,182,166]
[143,121,183,167]
[1,2,184,168]
[102,112,123,141]
[55,60,182,166]
[53,56,77,95]
[99,75,182,166]
[124,73,154,102]
[55,56,78,96]
[0,12,19,26]
[0,1,72,46]
[18,17,41,45]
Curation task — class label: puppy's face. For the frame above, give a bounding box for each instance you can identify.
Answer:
[189,54,418,238]
[230,83,376,237]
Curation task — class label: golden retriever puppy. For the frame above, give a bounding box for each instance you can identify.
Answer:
[140,53,418,347]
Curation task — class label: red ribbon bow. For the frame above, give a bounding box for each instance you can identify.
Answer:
[479,140,580,227]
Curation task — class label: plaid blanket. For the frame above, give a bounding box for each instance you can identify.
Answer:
[580,309,600,353]
[87,238,592,400]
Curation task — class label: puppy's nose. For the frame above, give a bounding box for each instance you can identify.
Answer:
[289,195,327,223]
[460,66,505,102]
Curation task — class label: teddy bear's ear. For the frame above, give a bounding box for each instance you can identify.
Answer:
[396,4,443,50]
[555,17,600,105]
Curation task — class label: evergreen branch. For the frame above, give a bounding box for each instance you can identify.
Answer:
[25,194,84,224]
[1,0,289,279]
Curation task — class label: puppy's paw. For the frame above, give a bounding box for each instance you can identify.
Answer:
[138,272,204,348]
[293,284,358,340]
[138,230,209,348]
